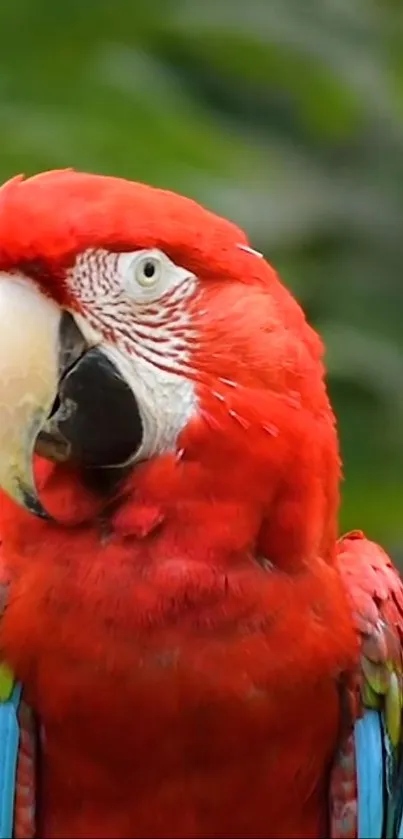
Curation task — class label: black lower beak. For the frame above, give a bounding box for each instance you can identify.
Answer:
[36,312,143,471]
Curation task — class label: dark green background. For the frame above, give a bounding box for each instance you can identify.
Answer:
[1,0,402,558]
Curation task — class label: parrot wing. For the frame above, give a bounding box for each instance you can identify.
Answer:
[0,547,36,839]
[330,530,403,839]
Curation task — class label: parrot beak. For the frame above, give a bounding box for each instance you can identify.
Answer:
[0,273,61,518]
[0,272,144,519]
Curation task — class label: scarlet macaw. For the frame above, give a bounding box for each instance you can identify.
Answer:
[0,170,401,838]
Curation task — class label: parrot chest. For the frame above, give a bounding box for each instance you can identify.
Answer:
[32,606,341,839]
[35,632,337,839]
[1,548,356,838]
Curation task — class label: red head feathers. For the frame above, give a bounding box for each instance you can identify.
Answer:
[0,169,339,569]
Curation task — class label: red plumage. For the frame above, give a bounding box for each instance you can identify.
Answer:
[0,170,401,838]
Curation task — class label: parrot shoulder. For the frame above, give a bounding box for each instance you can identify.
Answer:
[338,529,403,737]
[330,530,403,838]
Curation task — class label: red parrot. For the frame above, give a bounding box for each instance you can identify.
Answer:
[0,169,402,839]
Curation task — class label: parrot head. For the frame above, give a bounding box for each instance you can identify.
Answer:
[0,169,339,567]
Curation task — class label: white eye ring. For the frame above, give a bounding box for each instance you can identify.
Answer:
[133,253,162,288]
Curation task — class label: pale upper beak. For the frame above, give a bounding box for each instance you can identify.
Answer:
[0,272,61,517]
[0,272,144,519]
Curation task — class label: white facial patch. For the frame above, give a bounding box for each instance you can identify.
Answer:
[67,248,199,463]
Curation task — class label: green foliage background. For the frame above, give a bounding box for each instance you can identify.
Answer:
[0,0,402,557]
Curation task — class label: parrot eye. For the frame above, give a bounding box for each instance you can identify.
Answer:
[122,248,194,304]
[131,252,162,290]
